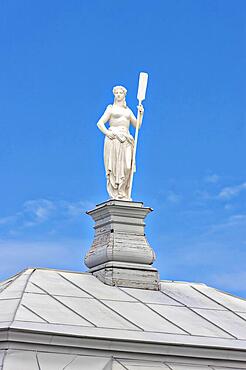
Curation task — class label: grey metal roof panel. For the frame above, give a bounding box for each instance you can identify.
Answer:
[193,309,246,339]
[59,271,137,301]
[10,320,246,350]
[1,268,246,351]
[120,365,167,369]
[3,350,39,370]
[237,312,246,321]
[20,293,94,327]
[193,285,246,313]
[167,365,211,370]
[118,359,169,369]
[212,368,245,370]
[121,287,183,306]
[148,305,233,338]
[25,282,47,294]
[3,350,113,370]
[0,299,19,322]
[2,351,246,370]
[0,270,31,300]
[0,271,22,290]
[38,353,111,370]
[29,269,91,298]
[57,296,139,330]
[159,282,224,310]
[0,281,13,292]
[63,357,112,369]
[36,352,76,370]
[102,300,186,334]
[113,363,125,370]
[0,351,4,368]
[15,304,48,323]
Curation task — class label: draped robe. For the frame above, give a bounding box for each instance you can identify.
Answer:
[103,105,135,200]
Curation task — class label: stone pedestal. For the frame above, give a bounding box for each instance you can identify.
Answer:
[84,200,159,290]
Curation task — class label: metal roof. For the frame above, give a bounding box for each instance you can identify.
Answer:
[1,350,246,370]
[1,267,246,352]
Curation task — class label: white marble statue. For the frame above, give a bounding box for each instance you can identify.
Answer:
[97,86,144,200]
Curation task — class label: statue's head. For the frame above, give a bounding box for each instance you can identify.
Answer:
[113,86,127,107]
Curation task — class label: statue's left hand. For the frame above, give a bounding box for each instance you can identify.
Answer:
[137,105,144,114]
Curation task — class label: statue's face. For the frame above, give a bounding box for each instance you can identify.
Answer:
[114,89,125,102]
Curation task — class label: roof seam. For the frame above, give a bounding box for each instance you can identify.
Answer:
[0,271,25,295]
[159,289,236,339]
[21,267,91,275]
[114,358,128,369]
[0,298,25,302]
[31,281,97,328]
[10,269,36,326]
[58,272,145,332]
[23,291,95,299]
[21,303,49,323]
[159,289,186,306]
[63,355,78,369]
[0,269,28,285]
[0,282,12,292]
[187,307,237,339]
[36,352,41,370]
[149,303,227,312]
[102,357,113,370]
[164,364,173,370]
[1,350,7,370]
[117,287,191,335]
[192,286,246,324]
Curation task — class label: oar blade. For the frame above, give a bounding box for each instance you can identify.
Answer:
[137,72,148,101]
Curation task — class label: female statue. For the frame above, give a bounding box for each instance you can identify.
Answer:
[97,86,143,200]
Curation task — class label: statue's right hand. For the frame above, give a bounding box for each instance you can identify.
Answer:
[106,131,115,140]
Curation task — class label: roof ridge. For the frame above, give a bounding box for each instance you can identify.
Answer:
[160,280,207,286]
[11,266,90,275]
[213,286,246,303]
[0,268,29,286]
[0,268,33,295]
[9,268,36,325]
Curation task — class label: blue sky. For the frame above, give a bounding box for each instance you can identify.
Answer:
[0,1,245,297]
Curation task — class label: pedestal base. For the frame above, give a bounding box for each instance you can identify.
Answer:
[89,262,159,290]
[84,200,160,290]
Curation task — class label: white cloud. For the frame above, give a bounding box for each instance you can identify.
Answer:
[218,182,246,200]
[204,174,220,184]
[230,214,246,222]
[23,199,56,225]
[166,191,181,204]
[206,213,246,234]
[0,215,17,225]
[193,180,246,205]
[0,199,56,230]
[0,198,93,234]
[224,203,234,211]
[59,200,94,217]
[195,190,212,201]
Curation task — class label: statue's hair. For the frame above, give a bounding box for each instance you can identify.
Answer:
[112,85,127,108]
[112,85,127,95]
